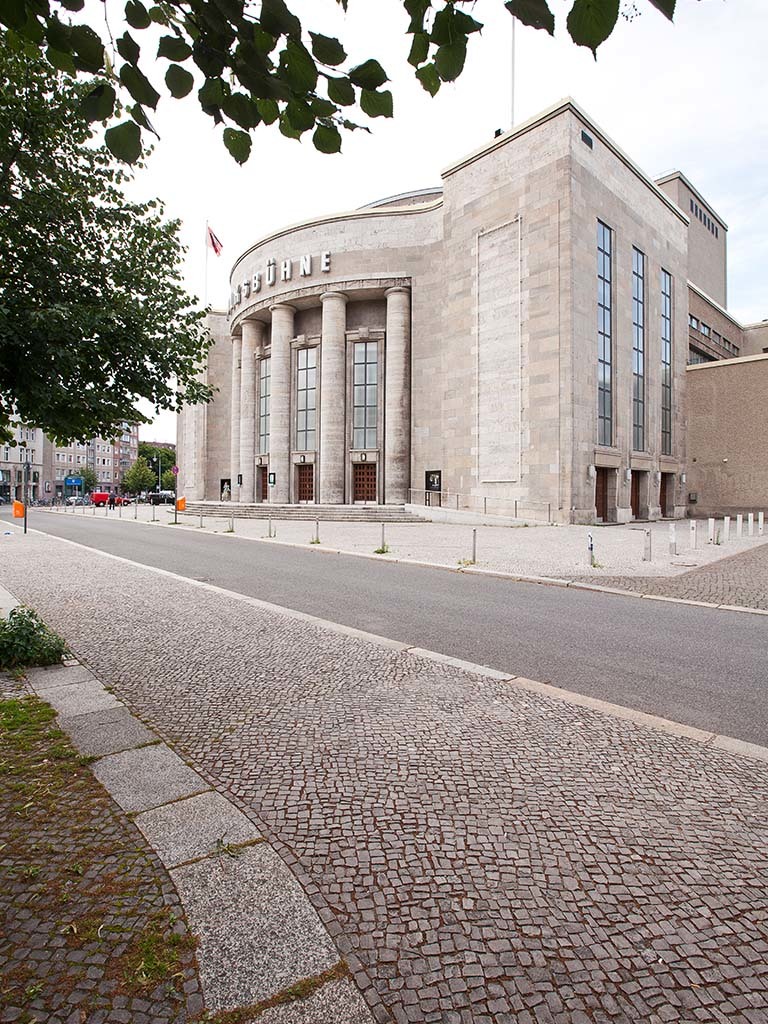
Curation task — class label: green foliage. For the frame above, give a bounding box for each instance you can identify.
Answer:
[0,1,677,165]
[122,456,156,494]
[0,607,68,670]
[79,466,98,492]
[161,469,176,491]
[0,36,213,446]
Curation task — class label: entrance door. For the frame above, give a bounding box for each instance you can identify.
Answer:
[353,463,377,503]
[259,466,268,502]
[297,463,314,503]
[630,471,641,519]
[660,473,673,517]
[595,468,609,522]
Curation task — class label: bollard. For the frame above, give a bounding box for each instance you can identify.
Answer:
[119,505,122,519]
[759,512,765,537]
[230,511,234,532]
[483,496,487,515]
[315,518,320,544]
[92,504,95,516]
[689,520,696,549]
[268,516,273,538]
[472,528,477,564]
[381,522,386,551]
[736,514,743,539]
[748,513,754,537]
[643,529,652,561]
[707,518,715,545]
[723,516,730,543]
[199,513,204,529]
[105,505,108,517]
[152,503,156,522]
[668,523,677,556]
[587,532,594,567]
[134,501,138,520]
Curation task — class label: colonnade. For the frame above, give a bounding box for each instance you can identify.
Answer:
[228,286,410,504]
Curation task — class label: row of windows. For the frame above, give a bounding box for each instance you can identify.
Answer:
[689,198,719,238]
[597,222,674,455]
[255,342,379,454]
[688,316,739,355]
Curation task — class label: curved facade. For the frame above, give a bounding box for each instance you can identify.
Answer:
[178,98,716,523]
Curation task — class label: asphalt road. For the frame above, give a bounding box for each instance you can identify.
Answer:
[4,508,767,745]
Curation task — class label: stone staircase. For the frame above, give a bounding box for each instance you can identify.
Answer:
[181,502,427,523]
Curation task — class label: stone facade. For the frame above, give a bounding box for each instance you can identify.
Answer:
[178,99,764,525]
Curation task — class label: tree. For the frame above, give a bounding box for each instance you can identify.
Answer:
[0,1,678,165]
[79,466,98,492]
[138,441,175,468]
[122,456,157,494]
[161,469,176,491]
[0,35,213,446]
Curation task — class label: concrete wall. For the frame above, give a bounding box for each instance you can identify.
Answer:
[685,354,768,515]
[656,173,727,306]
[743,322,768,357]
[688,285,743,361]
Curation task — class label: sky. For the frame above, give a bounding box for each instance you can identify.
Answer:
[129,0,768,442]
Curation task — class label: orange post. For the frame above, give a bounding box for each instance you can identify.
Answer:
[176,496,186,512]
[12,500,24,519]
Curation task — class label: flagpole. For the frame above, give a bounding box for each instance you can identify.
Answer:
[511,13,516,128]
[204,219,209,308]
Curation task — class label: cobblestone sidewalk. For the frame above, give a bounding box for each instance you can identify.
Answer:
[0,689,201,1024]
[2,534,768,1024]
[569,541,768,610]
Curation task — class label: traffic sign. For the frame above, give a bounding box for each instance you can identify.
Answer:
[65,476,83,487]
[172,465,179,475]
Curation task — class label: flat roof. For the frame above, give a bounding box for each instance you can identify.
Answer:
[656,171,729,230]
[688,281,743,330]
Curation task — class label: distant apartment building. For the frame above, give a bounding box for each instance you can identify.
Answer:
[0,423,44,502]
[46,423,139,497]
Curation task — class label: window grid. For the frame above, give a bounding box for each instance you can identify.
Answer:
[661,270,673,456]
[295,348,317,451]
[259,357,270,453]
[597,221,613,446]
[353,341,378,449]
[632,248,645,451]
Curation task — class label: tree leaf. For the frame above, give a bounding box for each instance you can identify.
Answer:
[281,39,317,93]
[360,87,392,118]
[309,96,336,117]
[116,31,140,65]
[415,62,440,96]
[60,0,86,11]
[69,25,105,72]
[157,35,192,61]
[327,76,354,106]
[313,123,342,153]
[647,0,675,19]
[278,115,302,139]
[148,6,169,24]
[165,63,194,97]
[309,31,346,66]
[223,126,252,163]
[407,32,429,67]
[435,37,467,81]
[81,81,117,122]
[504,0,555,35]
[222,91,261,128]
[105,119,142,162]
[124,0,151,30]
[404,0,430,33]
[260,0,301,39]
[256,97,280,123]
[566,0,619,56]
[120,63,160,108]
[348,58,388,90]
[0,0,27,30]
[285,98,314,131]
[46,46,77,73]
[198,77,226,116]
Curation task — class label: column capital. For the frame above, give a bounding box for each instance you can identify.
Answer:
[384,286,410,299]
[320,290,348,304]
[269,303,296,315]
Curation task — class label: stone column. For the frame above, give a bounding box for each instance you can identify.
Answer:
[269,304,295,504]
[319,292,348,504]
[229,333,242,498]
[239,319,263,503]
[384,287,411,504]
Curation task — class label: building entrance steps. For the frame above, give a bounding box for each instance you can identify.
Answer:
[182,501,425,522]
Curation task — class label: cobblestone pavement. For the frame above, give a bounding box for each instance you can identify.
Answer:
[2,534,768,1024]
[0,690,202,1024]
[568,541,768,611]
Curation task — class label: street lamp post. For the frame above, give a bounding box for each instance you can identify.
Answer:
[23,459,30,535]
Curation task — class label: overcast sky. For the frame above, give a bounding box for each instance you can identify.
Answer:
[131,0,767,442]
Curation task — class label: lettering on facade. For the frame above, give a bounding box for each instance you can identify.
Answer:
[228,251,332,316]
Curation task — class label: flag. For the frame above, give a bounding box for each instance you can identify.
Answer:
[206,225,223,256]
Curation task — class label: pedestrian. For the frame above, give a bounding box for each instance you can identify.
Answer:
[108,494,116,510]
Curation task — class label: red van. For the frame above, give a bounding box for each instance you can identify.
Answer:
[91,492,130,507]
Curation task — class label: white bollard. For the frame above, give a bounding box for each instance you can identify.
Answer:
[707,518,715,545]
[689,520,697,549]
[723,516,730,543]
[587,532,594,567]
[381,522,386,551]
[643,529,652,562]
[736,514,743,539]
[759,512,765,537]
[472,528,477,564]
[668,523,677,556]
[748,513,754,537]
[230,512,234,532]
[315,518,320,544]
[152,504,156,522]
[268,516,273,538]
[199,513,204,529]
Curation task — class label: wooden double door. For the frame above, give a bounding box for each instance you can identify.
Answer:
[297,463,314,503]
[353,463,377,503]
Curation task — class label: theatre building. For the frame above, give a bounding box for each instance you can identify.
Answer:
[178,98,762,524]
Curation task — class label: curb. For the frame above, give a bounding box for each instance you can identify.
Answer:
[22,510,768,617]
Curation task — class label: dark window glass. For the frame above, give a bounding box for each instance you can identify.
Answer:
[259,357,270,453]
[661,270,673,455]
[295,348,317,450]
[632,248,645,451]
[353,341,378,449]
[597,221,613,446]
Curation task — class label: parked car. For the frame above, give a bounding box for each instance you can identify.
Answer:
[90,491,132,507]
[66,495,88,506]
[147,490,175,505]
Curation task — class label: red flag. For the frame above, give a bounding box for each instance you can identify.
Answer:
[206,225,223,256]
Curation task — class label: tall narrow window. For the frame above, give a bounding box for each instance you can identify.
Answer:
[661,270,673,455]
[597,221,613,446]
[353,341,378,449]
[296,348,317,450]
[259,357,271,453]
[632,248,645,451]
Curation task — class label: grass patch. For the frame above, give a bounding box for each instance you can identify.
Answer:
[199,961,348,1023]
[373,544,390,555]
[117,911,197,994]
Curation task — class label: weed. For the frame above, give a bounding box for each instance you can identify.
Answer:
[308,538,320,545]
[457,558,475,567]
[0,608,68,670]
[374,544,390,555]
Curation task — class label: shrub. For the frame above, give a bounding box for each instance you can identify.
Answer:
[0,607,68,669]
